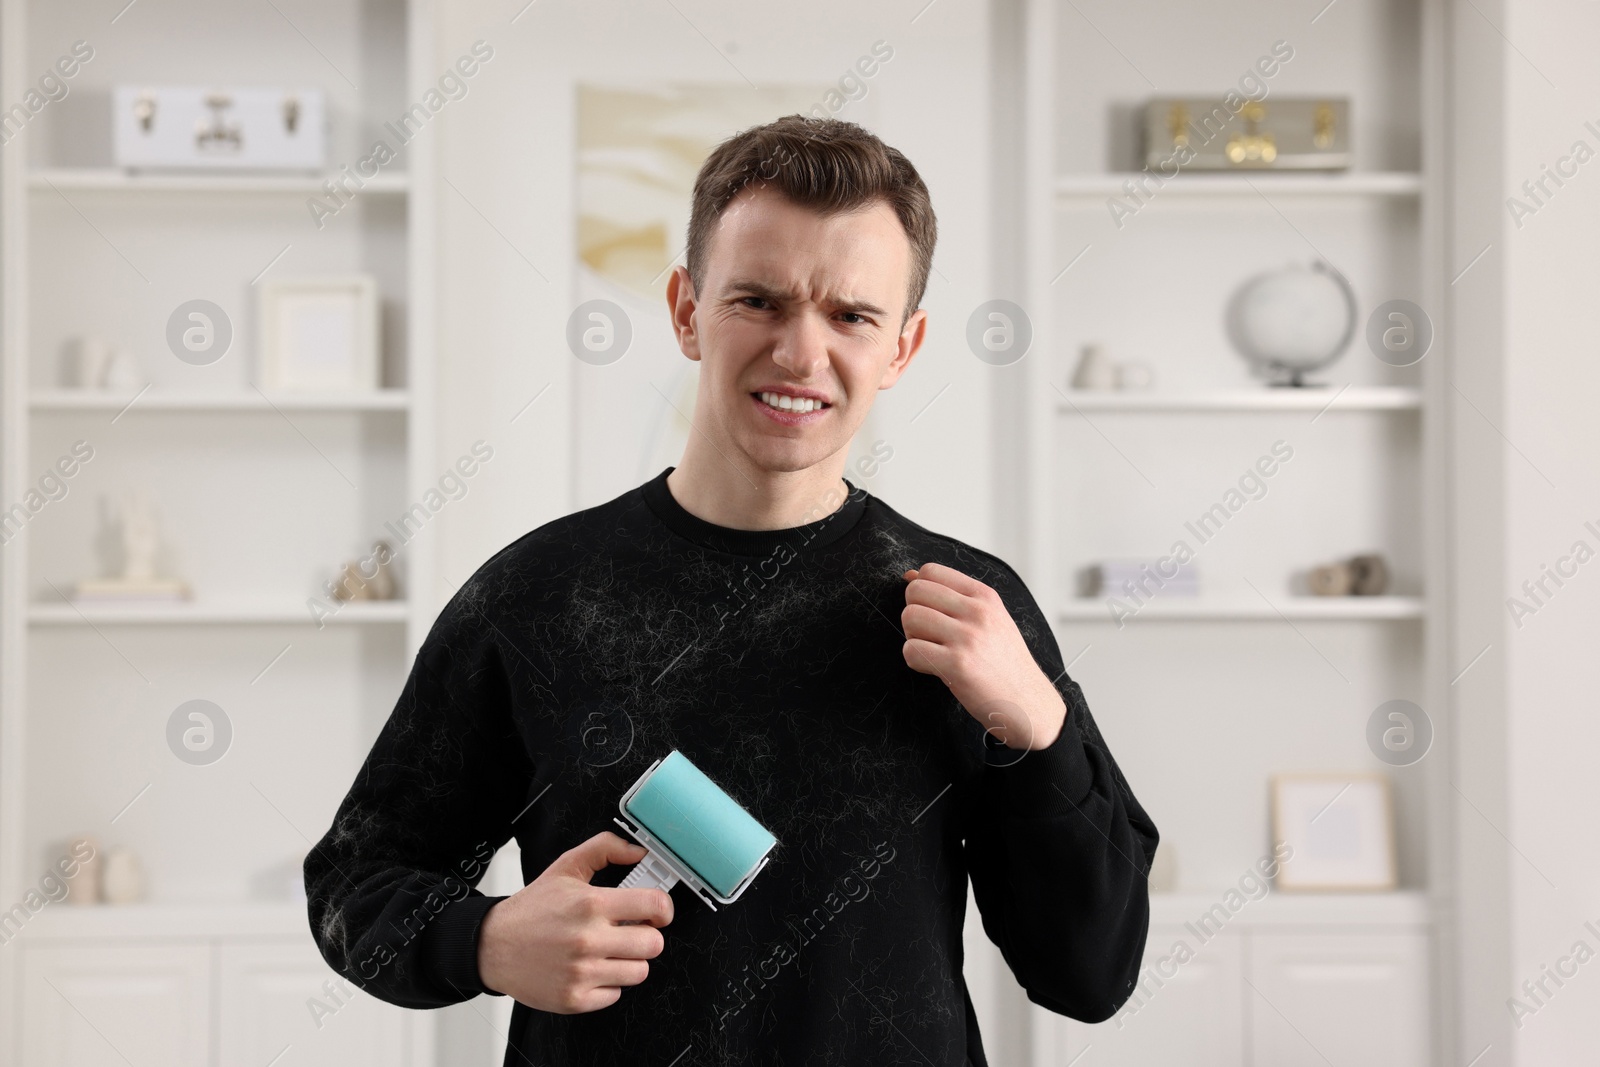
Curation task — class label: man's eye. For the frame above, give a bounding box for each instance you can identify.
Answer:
[741,297,770,310]
[839,312,867,325]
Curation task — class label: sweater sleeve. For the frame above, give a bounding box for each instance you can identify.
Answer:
[960,561,1159,1024]
[303,589,535,1009]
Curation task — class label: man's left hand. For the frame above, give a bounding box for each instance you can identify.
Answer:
[901,562,1067,751]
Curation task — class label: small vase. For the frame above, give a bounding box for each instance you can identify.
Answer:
[1070,344,1117,390]
[66,336,112,389]
[64,835,101,905]
[102,847,146,905]
[102,349,146,391]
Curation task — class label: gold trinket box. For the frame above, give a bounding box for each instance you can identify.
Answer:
[1142,97,1351,171]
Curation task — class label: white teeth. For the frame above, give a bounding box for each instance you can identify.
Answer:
[759,391,823,414]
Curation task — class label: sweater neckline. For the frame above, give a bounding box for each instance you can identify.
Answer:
[641,466,868,557]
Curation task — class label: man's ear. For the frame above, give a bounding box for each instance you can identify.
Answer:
[879,306,928,389]
[665,264,703,362]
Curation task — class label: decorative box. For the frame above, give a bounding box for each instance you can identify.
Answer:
[1142,97,1351,171]
[112,86,326,171]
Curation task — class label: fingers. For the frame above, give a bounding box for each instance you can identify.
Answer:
[557,959,649,1015]
[901,602,963,645]
[559,986,623,1015]
[597,886,674,928]
[575,917,666,962]
[590,958,653,988]
[556,979,636,1017]
[903,636,954,677]
[902,562,984,677]
[903,573,974,619]
[904,561,991,598]
[561,831,647,882]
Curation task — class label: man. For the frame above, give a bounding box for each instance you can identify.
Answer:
[306,114,1158,1066]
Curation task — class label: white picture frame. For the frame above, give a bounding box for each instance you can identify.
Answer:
[257,275,379,391]
[1270,773,1397,891]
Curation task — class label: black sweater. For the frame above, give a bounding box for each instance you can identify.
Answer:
[304,467,1158,1066]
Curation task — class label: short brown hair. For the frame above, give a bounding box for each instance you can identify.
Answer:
[685,115,937,325]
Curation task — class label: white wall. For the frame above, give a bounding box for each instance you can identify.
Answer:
[1447,1,1512,1058]
[1452,0,1600,1062]
[1499,0,1600,1059]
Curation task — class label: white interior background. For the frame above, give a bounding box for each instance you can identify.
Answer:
[0,0,1595,1065]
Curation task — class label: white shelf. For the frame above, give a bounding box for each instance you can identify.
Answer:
[28,168,409,195]
[31,389,410,412]
[14,901,309,942]
[1149,889,1430,927]
[1056,387,1422,412]
[29,601,409,626]
[1058,596,1425,622]
[1055,171,1423,199]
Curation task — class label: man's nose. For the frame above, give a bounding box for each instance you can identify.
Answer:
[770,312,829,379]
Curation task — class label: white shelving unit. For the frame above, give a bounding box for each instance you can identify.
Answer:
[28,601,412,626]
[30,389,412,412]
[1054,170,1425,199]
[0,2,439,1064]
[1055,385,1422,411]
[29,168,411,196]
[20,901,311,941]
[1008,0,1450,1062]
[1148,888,1432,927]
[1058,596,1425,622]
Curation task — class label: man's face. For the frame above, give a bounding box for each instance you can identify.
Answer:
[666,184,927,476]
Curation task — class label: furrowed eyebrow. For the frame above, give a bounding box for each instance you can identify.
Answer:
[724,278,888,320]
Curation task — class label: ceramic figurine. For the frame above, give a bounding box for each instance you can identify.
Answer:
[102,348,147,391]
[366,541,397,600]
[1070,343,1117,390]
[121,493,160,581]
[1115,361,1155,390]
[330,540,397,602]
[1308,553,1390,596]
[64,835,101,905]
[101,847,146,904]
[1349,553,1390,596]
[1309,562,1353,596]
[74,494,190,601]
[65,335,113,389]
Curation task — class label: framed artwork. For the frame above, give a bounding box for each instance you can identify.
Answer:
[1270,773,1397,891]
[257,275,379,390]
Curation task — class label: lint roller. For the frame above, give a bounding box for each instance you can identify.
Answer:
[613,750,777,911]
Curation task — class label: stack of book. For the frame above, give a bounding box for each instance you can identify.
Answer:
[73,577,190,603]
[1077,559,1200,599]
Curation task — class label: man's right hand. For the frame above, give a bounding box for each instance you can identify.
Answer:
[476,831,674,1013]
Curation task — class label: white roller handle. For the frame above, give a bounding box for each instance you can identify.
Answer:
[616,849,679,924]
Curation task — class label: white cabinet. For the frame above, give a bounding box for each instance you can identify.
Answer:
[1032,901,1431,1067]
[1055,926,1243,1067]
[219,942,411,1067]
[20,944,212,1067]
[1247,932,1431,1067]
[14,919,431,1067]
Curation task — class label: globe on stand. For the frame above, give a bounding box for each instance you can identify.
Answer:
[1225,259,1357,387]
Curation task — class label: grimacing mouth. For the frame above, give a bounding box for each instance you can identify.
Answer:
[751,390,831,414]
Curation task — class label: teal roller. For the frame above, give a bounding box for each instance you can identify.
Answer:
[614,750,777,910]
